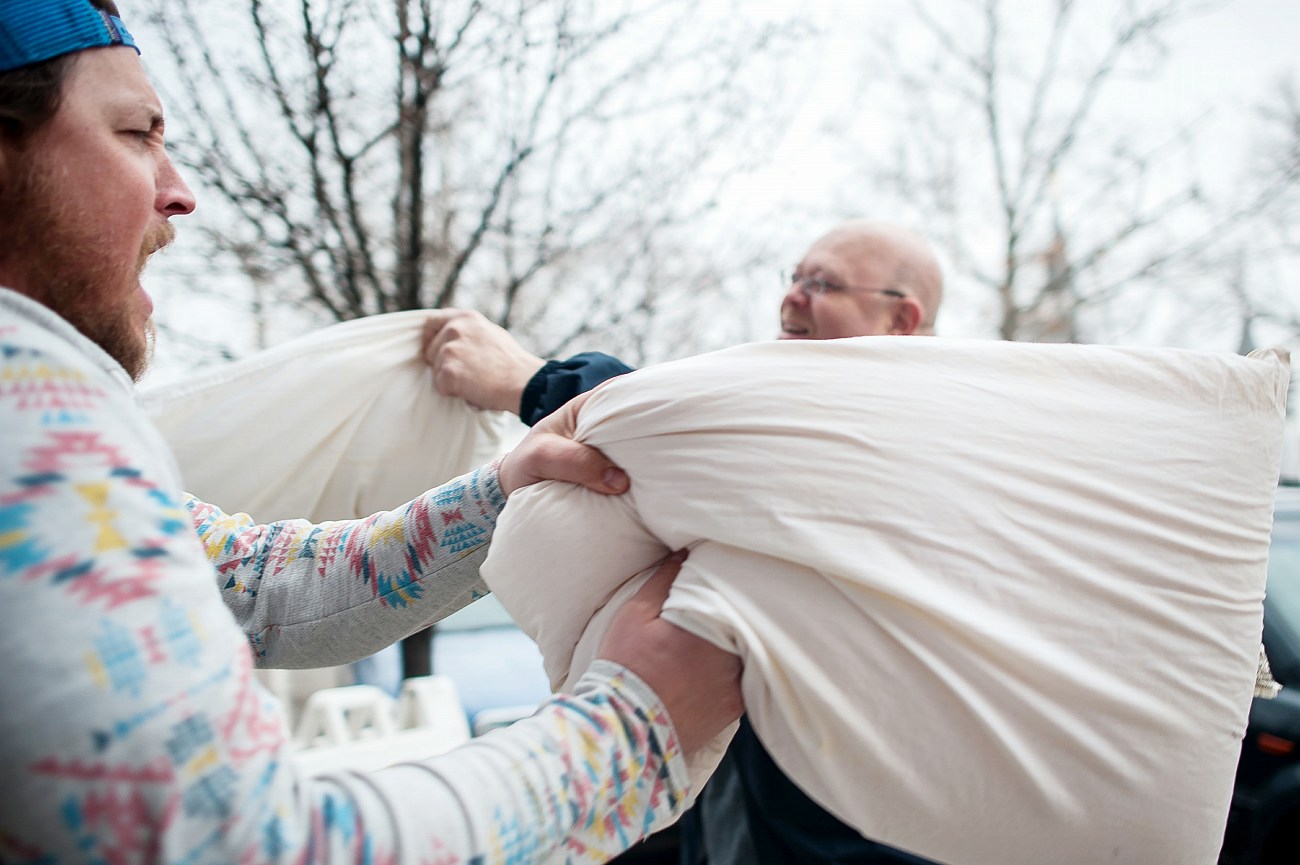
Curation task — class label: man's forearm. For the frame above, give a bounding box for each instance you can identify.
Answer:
[191,462,506,668]
[335,660,692,862]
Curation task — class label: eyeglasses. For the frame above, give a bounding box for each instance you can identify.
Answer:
[783,271,907,299]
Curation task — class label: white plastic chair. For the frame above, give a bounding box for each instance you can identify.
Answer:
[396,675,472,741]
[291,676,474,777]
[293,684,397,749]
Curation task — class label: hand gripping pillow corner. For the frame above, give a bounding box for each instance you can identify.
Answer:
[482,336,1291,865]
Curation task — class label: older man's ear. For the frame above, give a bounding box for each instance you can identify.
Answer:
[890,296,925,336]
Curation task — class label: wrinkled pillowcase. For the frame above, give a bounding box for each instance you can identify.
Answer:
[139,310,526,522]
[483,336,1290,865]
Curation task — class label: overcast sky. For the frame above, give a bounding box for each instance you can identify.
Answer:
[139,0,1300,386]
[720,0,1298,234]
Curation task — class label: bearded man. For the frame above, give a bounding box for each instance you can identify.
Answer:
[0,3,742,861]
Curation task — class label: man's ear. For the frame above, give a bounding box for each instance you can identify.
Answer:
[890,297,924,335]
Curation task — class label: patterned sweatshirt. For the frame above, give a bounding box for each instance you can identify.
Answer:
[0,288,690,864]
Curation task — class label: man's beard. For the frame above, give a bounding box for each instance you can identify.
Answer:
[1,159,172,382]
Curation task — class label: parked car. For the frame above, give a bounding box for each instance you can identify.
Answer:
[1220,484,1300,865]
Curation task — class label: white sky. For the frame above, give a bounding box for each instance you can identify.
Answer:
[722,0,1299,226]
[140,0,1300,385]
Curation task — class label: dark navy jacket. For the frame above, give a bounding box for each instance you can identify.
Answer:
[519,352,636,426]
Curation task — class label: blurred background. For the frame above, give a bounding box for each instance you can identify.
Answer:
[132,0,1300,380]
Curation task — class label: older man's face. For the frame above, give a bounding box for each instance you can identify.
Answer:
[0,47,195,379]
[778,232,909,341]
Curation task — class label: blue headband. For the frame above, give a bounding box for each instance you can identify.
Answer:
[0,0,139,73]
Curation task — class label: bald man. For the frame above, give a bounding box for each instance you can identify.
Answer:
[424,220,945,865]
[778,220,941,339]
[425,220,943,421]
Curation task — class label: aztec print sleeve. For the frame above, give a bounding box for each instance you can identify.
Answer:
[186,465,505,669]
[0,307,693,864]
[317,661,692,863]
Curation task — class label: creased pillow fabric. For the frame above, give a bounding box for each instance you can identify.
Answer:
[483,336,1291,865]
[139,310,527,522]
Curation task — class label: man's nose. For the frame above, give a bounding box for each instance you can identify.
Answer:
[157,156,196,217]
[783,279,810,307]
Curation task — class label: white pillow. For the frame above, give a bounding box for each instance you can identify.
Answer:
[139,311,526,522]
[483,336,1291,865]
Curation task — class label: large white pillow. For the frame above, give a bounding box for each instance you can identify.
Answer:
[483,336,1291,865]
[139,311,526,522]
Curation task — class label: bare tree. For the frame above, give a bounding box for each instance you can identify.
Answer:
[1162,76,1300,354]
[135,0,806,362]
[841,0,1226,342]
[133,0,807,678]
[1241,77,1300,346]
